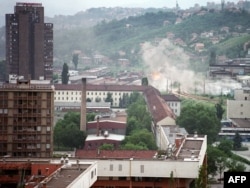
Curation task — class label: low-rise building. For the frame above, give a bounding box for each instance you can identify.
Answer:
[219,87,250,141]
[161,94,181,116]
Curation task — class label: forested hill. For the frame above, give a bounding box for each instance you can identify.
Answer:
[1,8,250,63]
[54,9,250,63]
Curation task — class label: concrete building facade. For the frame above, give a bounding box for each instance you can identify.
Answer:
[219,87,250,141]
[0,80,54,157]
[5,2,53,81]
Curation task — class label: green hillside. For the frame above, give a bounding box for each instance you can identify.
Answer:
[54,9,250,65]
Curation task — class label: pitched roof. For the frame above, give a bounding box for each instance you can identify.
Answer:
[144,87,176,123]
[54,84,147,92]
[161,94,181,102]
[75,150,157,159]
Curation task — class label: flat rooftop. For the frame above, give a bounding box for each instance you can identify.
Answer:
[45,164,89,188]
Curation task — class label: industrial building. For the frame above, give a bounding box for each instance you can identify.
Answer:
[5,2,53,81]
[0,133,207,188]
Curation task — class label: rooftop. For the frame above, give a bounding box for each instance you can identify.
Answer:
[230,118,250,128]
[75,150,157,159]
[85,134,125,141]
[161,94,181,102]
[45,165,87,188]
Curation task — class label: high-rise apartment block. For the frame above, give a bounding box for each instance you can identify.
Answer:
[5,2,53,81]
[0,80,54,157]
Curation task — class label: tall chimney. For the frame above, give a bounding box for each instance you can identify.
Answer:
[80,78,87,131]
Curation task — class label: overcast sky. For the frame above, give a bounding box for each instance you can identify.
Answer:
[3,0,239,17]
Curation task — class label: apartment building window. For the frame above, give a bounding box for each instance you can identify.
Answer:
[140,165,144,173]
[46,144,50,149]
[110,164,113,171]
[118,164,122,171]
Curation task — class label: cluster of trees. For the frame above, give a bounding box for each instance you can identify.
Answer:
[177,100,221,144]
[53,112,95,150]
[177,99,248,180]
[120,94,157,150]
[207,138,247,179]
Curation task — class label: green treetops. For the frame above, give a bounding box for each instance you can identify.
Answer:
[176,102,221,144]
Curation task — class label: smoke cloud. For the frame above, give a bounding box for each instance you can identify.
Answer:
[141,38,241,95]
[141,39,200,93]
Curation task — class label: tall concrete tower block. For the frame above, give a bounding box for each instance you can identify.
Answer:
[5,2,53,81]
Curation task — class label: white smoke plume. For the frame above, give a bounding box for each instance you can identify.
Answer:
[141,38,241,95]
[141,39,201,93]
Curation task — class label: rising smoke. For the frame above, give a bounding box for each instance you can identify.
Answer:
[141,38,241,95]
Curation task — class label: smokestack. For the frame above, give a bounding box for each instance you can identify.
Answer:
[80,78,87,131]
[96,116,100,136]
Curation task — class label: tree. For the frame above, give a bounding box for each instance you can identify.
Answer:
[72,53,79,70]
[233,132,242,150]
[122,129,157,150]
[105,92,113,106]
[195,165,207,188]
[176,102,221,144]
[95,97,101,102]
[141,77,149,86]
[87,113,96,122]
[126,99,151,132]
[217,139,233,156]
[215,98,225,120]
[119,93,130,108]
[226,159,246,172]
[207,145,227,177]
[54,112,86,150]
[61,62,69,84]
[209,49,216,65]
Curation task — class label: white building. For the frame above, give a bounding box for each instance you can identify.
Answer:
[54,84,147,107]
[220,87,250,141]
[161,94,181,116]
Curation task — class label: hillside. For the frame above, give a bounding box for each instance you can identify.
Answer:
[53,9,250,65]
[1,8,250,67]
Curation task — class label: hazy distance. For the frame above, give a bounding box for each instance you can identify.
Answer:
[2,0,240,17]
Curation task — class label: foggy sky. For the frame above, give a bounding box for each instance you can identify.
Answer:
[2,0,240,17]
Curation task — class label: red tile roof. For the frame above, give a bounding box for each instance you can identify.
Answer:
[144,87,176,123]
[161,94,181,102]
[75,149,157,159]
[54,84,175,124]
[54,84,147,92]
